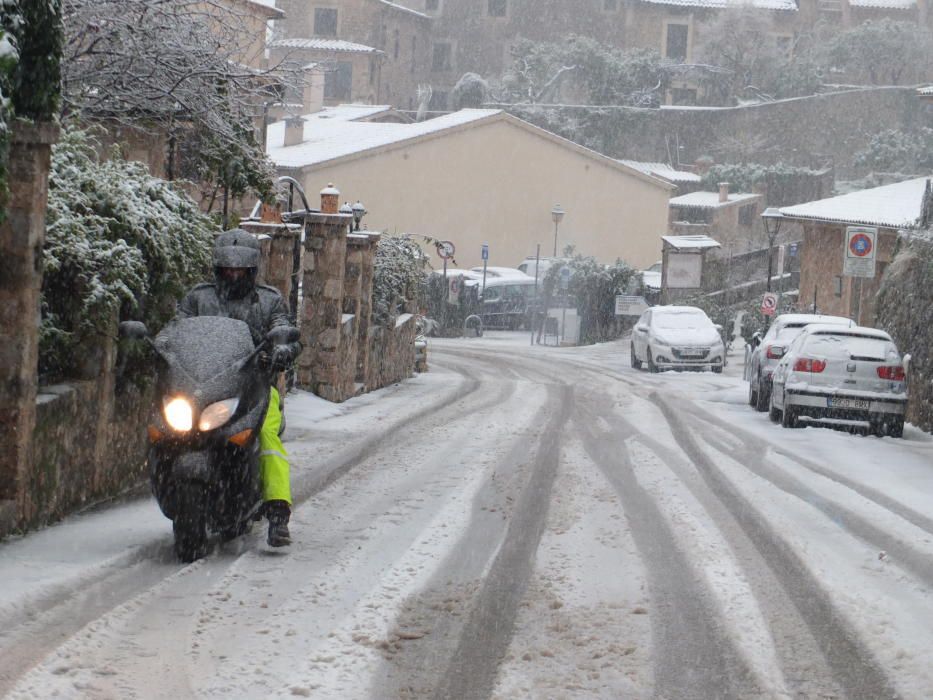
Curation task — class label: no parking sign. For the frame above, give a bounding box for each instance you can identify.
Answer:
[761,292,778,316]
[844,226,877,278]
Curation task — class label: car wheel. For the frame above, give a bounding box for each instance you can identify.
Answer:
[711,364,723,374]
[781,393,800,429]
[647,347,659,373]
[755,376,770,413]
[872,415,904,438]
[769,392,782,423]
[631,343,642,370]
[748,377,759,407]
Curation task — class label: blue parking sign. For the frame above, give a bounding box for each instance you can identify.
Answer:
[481,243,489,261]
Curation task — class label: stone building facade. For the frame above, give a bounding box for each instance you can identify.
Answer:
[273,0,433,110]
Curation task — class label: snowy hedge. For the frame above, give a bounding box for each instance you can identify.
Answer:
[40,126,215,379]
[372,235,429,327]
[541,253,638,345]
[875,236,933,433]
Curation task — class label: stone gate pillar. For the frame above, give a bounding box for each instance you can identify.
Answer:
[356,233,381,388]
[0,122,59,532]
[298,209,353,401]
[241,221,300,304]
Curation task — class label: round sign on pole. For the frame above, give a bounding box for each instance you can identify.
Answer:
[436,240,456,260]
[849,233,873,257]
[761,292,778,316]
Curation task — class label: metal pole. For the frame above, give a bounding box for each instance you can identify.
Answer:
[812,285,817,314]
[482,259,487,294]
[561,305,567,346]
[854,277,862,325]
[530,243,540,346]
[553,221,559,257]
[443,257,448,301]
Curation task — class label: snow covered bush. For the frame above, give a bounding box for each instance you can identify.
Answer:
[876,236,933,433]
[541,252,638,345]
[40,126,215,379]
[372,234,429,327]
[853,128,933,175]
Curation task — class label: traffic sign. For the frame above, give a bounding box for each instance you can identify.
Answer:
[761,292,778,316]
[481,243,489,261]
[788,242,799,257]
[448,274,462,304]
[843,226,877,278]
[559,266,571,290]
[615,295,648,316]
[436,240,456,260]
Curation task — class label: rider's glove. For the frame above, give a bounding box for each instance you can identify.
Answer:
[269,344,292,371]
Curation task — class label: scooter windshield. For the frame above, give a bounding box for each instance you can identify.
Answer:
[155,316,256,384]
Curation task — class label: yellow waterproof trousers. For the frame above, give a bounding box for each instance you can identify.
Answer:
[259,387,292,504]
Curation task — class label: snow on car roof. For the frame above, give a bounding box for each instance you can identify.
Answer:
[774,314,854,327]
[652,305,706,314]
[802,324,893,341]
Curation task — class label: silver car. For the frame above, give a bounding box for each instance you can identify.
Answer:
[769,324,908,437]
[631,306,725,373]
[746,314,852,412]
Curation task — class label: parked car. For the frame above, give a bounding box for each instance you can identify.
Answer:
[746,314,853,412]
[631,305,726,373]
[769,324,908,437]
[516,256,563,280]
[480,276,539,330]
[470,266,532,280]
[641,261,662,292]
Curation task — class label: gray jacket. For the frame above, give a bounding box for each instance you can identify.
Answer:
[176,283,302,363]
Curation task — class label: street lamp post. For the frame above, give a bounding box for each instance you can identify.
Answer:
[761,207,785,293]
[551,204,565,257]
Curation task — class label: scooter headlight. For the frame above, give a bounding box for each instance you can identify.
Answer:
[198,398,239,432]
[163,397,193,432]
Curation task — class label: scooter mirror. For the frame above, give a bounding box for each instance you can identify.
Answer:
[119,320,149,339]
[266,326,300,345]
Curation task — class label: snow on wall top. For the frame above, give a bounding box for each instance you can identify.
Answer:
[639,0,796,10]
[378,0,430,19]
[669,191,761,209]
[269,38,383,54]
[920,86,933,96]
[661,235,721,249]
[267,108,502,169]
[849,0,915,8]
[780,177,931,229]
[619,160,702,183]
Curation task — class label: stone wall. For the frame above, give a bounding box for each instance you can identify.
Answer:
[504,87,926,175]
[365,314,417,391]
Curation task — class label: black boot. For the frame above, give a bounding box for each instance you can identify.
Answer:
[266,500,292,547]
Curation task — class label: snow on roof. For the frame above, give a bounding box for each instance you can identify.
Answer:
[239,0,285,19]
[669,191,761,209]
[268,108,502,169]
[920,86,933,96]
[780,177,931,229]
[661,235,721,249]
[269,38,382,54]
[640,0,796,9]
[619,160,702,184]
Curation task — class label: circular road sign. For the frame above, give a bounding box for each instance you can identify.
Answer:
[761,292,778,316]
[849,233,873,258]
[436,240,456,260]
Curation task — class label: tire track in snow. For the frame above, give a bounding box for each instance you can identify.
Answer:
[431,383,573,700]
[652,393,900,700]
[574,397,760,700]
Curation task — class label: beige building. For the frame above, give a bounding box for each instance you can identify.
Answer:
[781,177,932,325]
[266,105,674,269]
[668,185,765,254]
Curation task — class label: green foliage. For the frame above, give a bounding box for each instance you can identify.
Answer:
[3,0,61,121]
[853,128,933,174]
[541,252,638,345]
[876,236,933,432]
[372,235,430,327]
[423,273,481,336]
[827,19,933,85]
[40,125,216,379]
[499,36,671,107]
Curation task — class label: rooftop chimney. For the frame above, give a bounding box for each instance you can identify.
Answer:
[302,64,325,114]
[718,182,730,203]
[284,116,305,148]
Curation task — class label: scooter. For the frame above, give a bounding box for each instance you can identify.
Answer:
[120,316,299,562]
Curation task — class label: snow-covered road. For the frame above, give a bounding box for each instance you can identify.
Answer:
[1,333,932,699]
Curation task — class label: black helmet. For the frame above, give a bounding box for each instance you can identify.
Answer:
[213,229,260,300]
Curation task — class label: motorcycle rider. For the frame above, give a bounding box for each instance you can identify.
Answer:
[176,229,302,547]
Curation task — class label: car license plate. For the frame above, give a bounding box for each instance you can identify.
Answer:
[680,348,705,357]
[827,397,870,410]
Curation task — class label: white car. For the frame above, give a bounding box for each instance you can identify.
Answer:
[746,313,853,412]
[641,261,662,292]
[631,306,725,373]
[769,324,908,437]
[470,266,532,280]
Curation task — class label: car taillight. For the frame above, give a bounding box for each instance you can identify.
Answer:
[877,366,905,380]
[793,358,826,373]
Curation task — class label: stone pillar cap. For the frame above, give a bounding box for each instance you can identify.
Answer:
[321,183,340,196]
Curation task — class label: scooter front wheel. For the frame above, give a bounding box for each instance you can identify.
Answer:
[173,483,208,562]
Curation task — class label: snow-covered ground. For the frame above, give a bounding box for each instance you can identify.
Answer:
[1,331,932,699]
